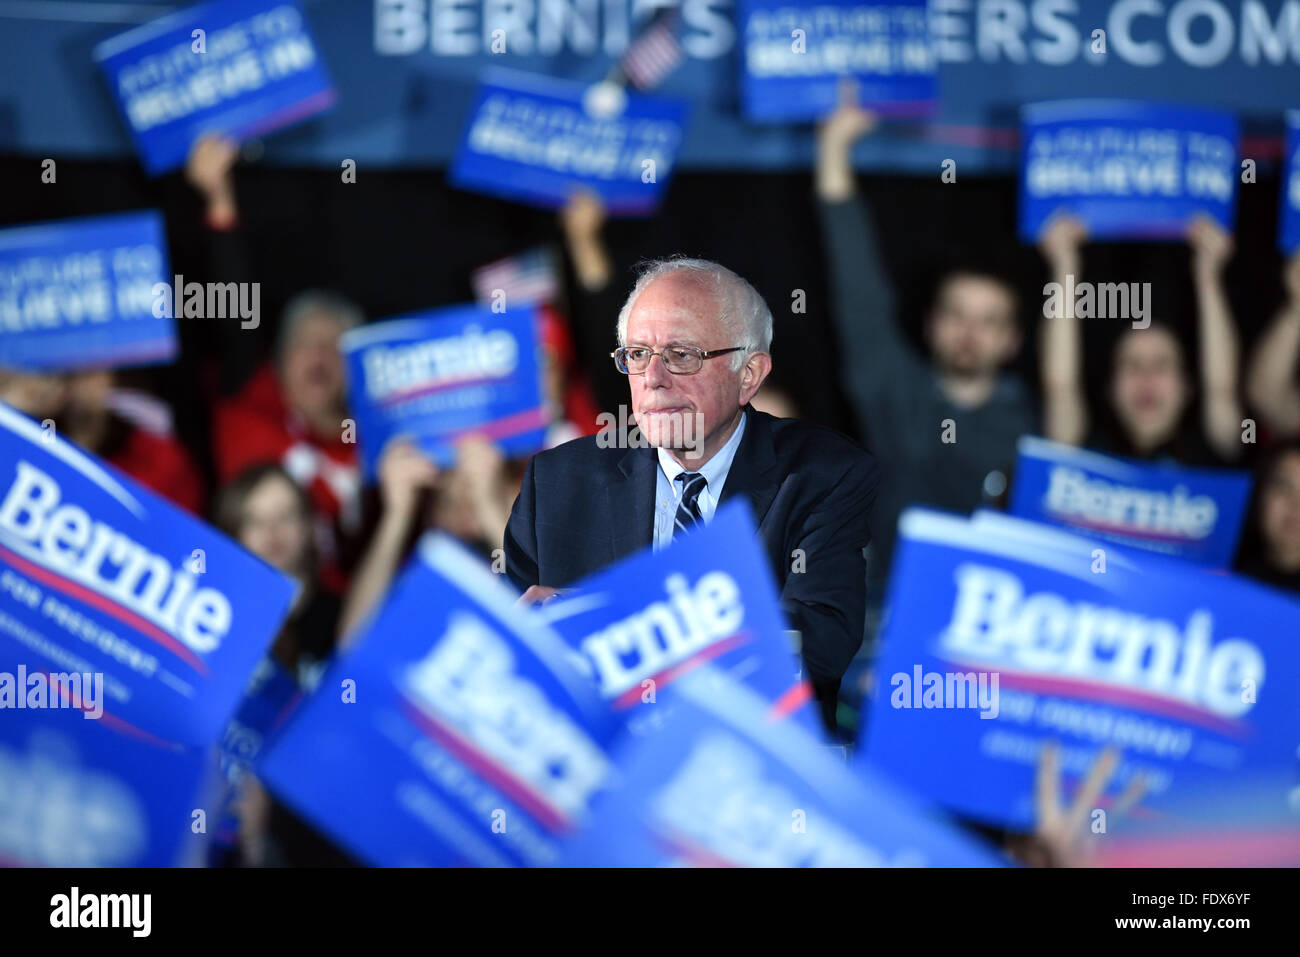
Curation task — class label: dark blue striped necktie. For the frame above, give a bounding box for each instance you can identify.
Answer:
[672,472,708,541]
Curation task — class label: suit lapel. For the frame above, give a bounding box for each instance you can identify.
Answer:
[717,407,781,527]
[605,443,658,561]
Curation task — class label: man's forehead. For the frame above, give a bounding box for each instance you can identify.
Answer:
[627,276,723,340]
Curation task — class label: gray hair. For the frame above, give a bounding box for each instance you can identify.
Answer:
[276,290,365,361]
[616,257,773,370]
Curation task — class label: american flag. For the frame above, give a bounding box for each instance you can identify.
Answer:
[472,246,560,308]
[616,10,683,91]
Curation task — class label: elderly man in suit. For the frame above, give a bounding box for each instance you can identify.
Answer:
[504,257,879,732]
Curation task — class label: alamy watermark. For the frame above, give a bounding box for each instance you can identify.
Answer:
[890,665,999,719]
[595,406,707,461]
[1043,274,1150,329]
[0,666,103,719]
[152,274,260,328]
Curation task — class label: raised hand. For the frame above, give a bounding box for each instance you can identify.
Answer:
[377,438,439,521]
[1187,215,1234,279]
[560,189,606,243]
[1037,213,1088,277]
[185,134,240,227]
[1008,743,1147,867]
[817,78,879,149]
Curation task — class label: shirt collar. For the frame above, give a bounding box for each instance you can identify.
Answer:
[657,409,747,492]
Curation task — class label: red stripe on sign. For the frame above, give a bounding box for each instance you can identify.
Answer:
[611,630,753,709]
[0,542,208,675]
[399,697,575,834]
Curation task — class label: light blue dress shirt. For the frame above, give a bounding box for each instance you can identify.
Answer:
[652,411,747,551]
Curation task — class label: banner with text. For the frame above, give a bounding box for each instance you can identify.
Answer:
[341,303,548,479]
[861,507,1300,832]
[539,500,818,736]
[6,1,1300,175]
[258,533,623,866]
[1019,100,1239,241]
[0,400,296,863]
[0,211,174,372]
[93,0,336,176]
[739,0,936,122]
[1281,110,1300,255]
[561,666,1005,866]
[449,69,689,214]
[1009,436,1253,568]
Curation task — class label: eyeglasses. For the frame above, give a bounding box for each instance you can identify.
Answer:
[611,345,746,375]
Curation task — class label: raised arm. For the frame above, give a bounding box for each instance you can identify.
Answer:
[1245,251,1300,435]
[337,441,438,645]
[185,135,263,397]
[1037,215,1089,446]
[815,82,918,411]
[1187,216,1244,461]
[558,191,627,413]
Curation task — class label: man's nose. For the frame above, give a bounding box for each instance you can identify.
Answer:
[644,352,673,388]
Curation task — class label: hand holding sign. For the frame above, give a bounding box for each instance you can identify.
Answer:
[818,80,880,147]
[1036,213,1087,279]
[378,438,439,523]
[1187,214,1234,279]
[185,135,240,229]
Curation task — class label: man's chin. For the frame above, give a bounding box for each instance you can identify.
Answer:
[635,410,704,452]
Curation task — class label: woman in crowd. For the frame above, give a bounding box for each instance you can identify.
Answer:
[1235,439,1300,593]
[211,464,355,866]
[1038,214,1243,466]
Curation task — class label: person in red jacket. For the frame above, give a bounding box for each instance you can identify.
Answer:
[188,135,364,594]
[210,293,364,594]
[0,368,205,514]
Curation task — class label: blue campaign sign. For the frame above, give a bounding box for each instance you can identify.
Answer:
[212,656,302,850]
[561,666,1005,866]
[449,69,689,215]
[0,211,175,372]
[93,0,336,176]
[1008,436,1253,568]
[0,708,223,866]
[341,303,549,480]
[539,500,819,736]
[861,507,1300,833]
[739,0,936,123]
[0,400,296,865]
[1281,111,1300,255]
[0,400,297,748]
[1018,100,1239,241]
[257,533,624,867]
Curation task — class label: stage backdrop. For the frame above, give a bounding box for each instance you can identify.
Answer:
[0,0,1296,174]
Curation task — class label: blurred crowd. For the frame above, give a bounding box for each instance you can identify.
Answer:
[2,94,1299,864]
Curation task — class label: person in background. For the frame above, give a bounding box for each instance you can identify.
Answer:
[751,375,800,420]
[1235,439,1300,593]
[537,303,603,445]
[0,368,204,513]
[0,370,65,422]
[211,463,354,867]
[188,136,365,592]
[557,190,636,416]
[1245,250,1300,439]
[1038,214,1244,466]
[338,436,519,643]
[815,83,1035,598]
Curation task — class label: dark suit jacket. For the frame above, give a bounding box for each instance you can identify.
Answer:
[504,408,880,688]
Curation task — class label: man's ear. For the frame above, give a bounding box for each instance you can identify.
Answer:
[739,351,772,405]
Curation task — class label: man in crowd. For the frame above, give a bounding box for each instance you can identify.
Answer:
[503,256,879,733]
[815,84,1036,605]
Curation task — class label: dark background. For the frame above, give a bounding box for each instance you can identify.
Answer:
[1,154,1290,482]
